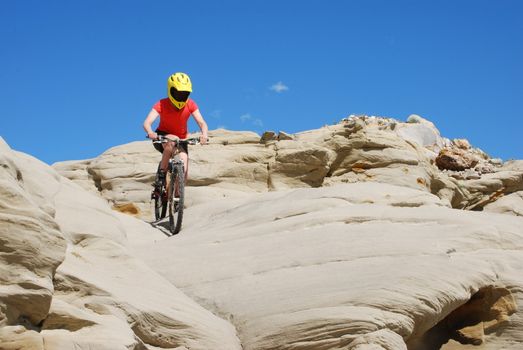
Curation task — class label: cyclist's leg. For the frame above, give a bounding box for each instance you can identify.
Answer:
[179,150,189,183]
[161,141,174,172]
[174,150,188,198]
[152,141,165,187]
[153,130,168,172]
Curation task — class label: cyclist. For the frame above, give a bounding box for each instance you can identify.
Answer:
[143,72,208,185]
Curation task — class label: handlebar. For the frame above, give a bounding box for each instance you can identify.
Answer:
[146,135,207,145]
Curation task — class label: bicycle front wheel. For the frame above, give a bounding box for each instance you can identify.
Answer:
[153,164,167,221]
[154,188,167,220]
[168,163,185,235]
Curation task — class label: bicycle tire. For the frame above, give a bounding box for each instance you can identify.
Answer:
[168,162,185,234]
[153,165,168,221]
[154,189,167,220]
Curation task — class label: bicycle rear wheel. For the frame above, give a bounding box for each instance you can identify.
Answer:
[168,163,185,234]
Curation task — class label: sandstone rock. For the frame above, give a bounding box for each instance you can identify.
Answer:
[323,125,433,195]
[46,237,242,350]
[207,128,260,145]
[277,130,294,140]
[0,326,43,350]
[483,191,523,216]
[460,171,523,210]
[407,114,434,125]
[349,329,407,350]
[137,182,523,350]
[52,159,99,194]
[502,160,523,172]
[260,131,277,143]
[112,202,141,216]
[269,140,333,189]
[0,140,66,328]
[475,162,495,174]
[342,116,366,132]
[54,120,523,220]
[189,142,272,192]
[464,169,481,180]
[1,138,243,350]
[54,130,274,219]
[3,116,523,350]
[435,148,479,171]
[408,285,518,348]
[453,138,471,150]
[396,116,445,152]
[490,158,503,166]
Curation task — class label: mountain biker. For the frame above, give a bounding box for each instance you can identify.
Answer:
[143,72,208,184]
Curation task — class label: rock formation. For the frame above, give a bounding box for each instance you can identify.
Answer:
[53,115,523,218]
[0,139,242,350]
[1,114,523,349]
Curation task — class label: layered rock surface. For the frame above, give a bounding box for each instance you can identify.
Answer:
[2,115,523,349]
[54,115,523,218]
[0,138,241,350]
[136,183,523,349]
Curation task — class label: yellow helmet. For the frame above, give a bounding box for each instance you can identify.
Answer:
[167,72,192,109]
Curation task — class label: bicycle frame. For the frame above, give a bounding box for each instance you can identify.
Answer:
[150,136,201,234]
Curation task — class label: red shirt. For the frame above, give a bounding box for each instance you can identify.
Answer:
[153,98,198,139]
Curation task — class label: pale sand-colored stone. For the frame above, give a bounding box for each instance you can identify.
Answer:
[52,158,99,194]
[135,182,523,350]
[3,114,523,349]
[502,160,523,172]
[0,138,242,350]
[0,140,66,328]
[54,119,523,218]
[484,191,523,217]
[0,326,44,350]
[53,130,272,219]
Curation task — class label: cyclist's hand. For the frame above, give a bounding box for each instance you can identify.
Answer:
[199,134,208,145]
[147,132,158,140]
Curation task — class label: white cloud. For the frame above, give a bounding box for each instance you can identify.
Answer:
[240,113,252,122]
[240,113,263,128]
[270,81,289,93]
[210,110,221,119]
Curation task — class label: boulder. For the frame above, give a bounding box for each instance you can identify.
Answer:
[453,138,472,150]
[396,115,447,153]
[260,131,277,143]
[269,140,333,189]
[435,148,479,171]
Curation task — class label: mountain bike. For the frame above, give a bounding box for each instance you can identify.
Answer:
[150,136,202,235]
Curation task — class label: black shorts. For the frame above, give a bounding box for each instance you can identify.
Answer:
[153,130,189,154]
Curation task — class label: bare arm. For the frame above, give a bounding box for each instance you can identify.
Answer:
[192,109,208,144]
[143,108,160,139]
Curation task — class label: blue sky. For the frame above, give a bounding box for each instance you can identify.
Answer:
[2,0,522,164]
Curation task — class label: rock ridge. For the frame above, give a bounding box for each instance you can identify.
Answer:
[1,114,523,349]
[53,115,523,219]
